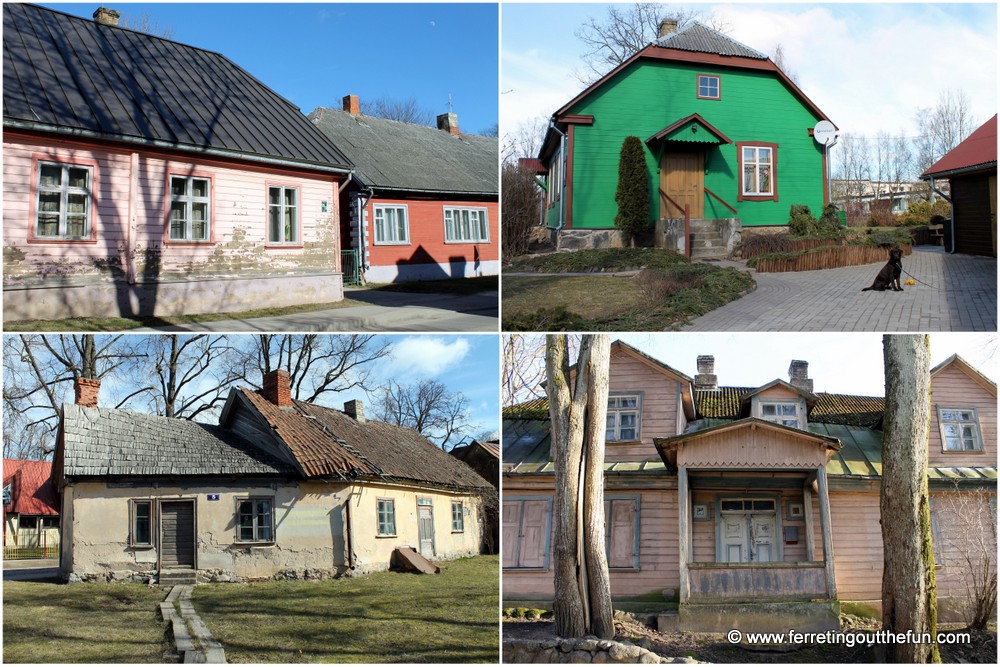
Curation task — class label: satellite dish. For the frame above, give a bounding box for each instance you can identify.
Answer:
[813,120,837,146]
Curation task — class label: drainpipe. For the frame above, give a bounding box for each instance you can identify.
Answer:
[549,121,568,229]
[355,187,375,278]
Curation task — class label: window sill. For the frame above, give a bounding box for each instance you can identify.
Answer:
[444,240,490,245]
[234,541,276,547]
[165,240,216,247]
[127,544,156,551]
[264,244,304,250]
[939,448,984,454]
[739,194,777,202]
[375,534,398,539]
[28,236,97,244]
[503,566,550,572]
[373,242,411,247]
[451,530,465,534]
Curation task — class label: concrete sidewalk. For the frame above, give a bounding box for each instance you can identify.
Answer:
[131,289,498,332]
[684,246,996,331]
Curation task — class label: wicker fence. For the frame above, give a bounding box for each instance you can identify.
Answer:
[754,243,913,273]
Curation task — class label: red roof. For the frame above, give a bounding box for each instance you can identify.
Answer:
[922,114,997,179]
[2,459,59,516]
[518,158,546,174]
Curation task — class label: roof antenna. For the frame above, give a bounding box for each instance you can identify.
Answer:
[449,93,453,114]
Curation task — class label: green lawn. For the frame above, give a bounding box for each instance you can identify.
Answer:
[2,582,173,663]
[191,555,499,663]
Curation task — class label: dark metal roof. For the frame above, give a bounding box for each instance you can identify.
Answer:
[3,3,351,171]
[61,403,296,478]
[654,22,768,59]
[308,107,498,195]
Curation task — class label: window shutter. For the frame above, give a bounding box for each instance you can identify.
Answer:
[501,501,521,567]
[517,500,549,568]
[608,499,638,569]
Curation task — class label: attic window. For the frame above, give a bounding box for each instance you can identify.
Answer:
[607,394,641,442]
[697,75,720,100]
[761,402,799,428]
[939,407,983,452]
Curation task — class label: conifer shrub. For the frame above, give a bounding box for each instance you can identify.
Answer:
[614,136,650,246]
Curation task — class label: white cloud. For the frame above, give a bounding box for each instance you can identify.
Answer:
[388,336,471,377]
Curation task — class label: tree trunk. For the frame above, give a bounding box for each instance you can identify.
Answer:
[581,335,614,639]
[881,334,940,663]
[546,335,587,638]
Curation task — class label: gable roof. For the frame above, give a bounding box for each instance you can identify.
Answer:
[931,353,998,396]
[921,115,997,179]
[3,459,59,516]
[3,3,351,172]
[236,389,492,492]
[646,113,733,146]
[308,107,498,195]
[59,403,296,478]
[653,21,768,59]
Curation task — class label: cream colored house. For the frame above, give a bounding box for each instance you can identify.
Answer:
[54,371,491,583]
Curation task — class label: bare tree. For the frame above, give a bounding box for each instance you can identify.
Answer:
[502,163,544,258]
[574,3,729,83]
[834,133,873,225]
[546,334,614,639]
[934,484,997,630]
[370,379,471,449]
[143,335,245,420]
[360,95,435,126]
[478,122,499,138]
[118,12,175,39]
[769,44,798,84]
[881,334,940,663]
[502,116,549,165]
[914,89,977,174]
[502,334,547,408]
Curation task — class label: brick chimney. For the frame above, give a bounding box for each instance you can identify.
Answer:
[694,355,717,391]
[437,112,460,137]
[261,370,292,408]
[788,360,813,393]
[658,19,678,38]
[93,7,120,27]
[74,377,101,408]
[344,399,365,423]
[343,94,360,116]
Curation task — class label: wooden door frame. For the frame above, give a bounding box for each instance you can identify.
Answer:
[157,497,198,571]
[415,496,435,558]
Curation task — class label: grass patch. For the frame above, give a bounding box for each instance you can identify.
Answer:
[508,248,689,273]
[503,262,754,331]
[4,299,369,332]
[367,275,497,295]
[2,581,172,663]
[191,555,499,663]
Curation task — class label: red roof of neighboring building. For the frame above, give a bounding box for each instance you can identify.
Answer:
[518,158,546,174]
[2,459,59,516]
[921,114,997,179]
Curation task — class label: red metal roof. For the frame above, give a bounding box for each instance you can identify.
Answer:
[921,114,997,179]
[518,158,546,174]
[2,459,59,516]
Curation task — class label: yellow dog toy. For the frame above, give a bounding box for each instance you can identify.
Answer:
[904,279,915,286]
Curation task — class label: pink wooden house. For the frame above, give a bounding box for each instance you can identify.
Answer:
[502,341,997,632]
[2,4,353,321]
[310,97,498,284]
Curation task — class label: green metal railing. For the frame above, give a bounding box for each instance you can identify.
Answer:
[341,250,361,286]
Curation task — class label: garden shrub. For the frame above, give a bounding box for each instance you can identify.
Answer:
[732,233,794,259]
[896,199,951,226]
[614,136,650,246]
[788,205,817,236]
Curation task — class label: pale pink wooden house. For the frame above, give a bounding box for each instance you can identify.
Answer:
[502,341,997,632]
[2,4,353,321]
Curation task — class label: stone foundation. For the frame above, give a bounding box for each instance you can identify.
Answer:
[502,638,703,664]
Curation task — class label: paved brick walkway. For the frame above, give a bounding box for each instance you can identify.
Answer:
[684,247,996,332]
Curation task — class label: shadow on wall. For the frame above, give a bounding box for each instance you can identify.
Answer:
[393,246,471,282]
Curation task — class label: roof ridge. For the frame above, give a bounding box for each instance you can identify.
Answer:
[654,20,769,60]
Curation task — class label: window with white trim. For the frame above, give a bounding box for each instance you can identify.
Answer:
[939,407,982,452]
[606,394,640,441]
[374,205,409,244]
[444,207,490,243]
[760,401,799,428]
[697,75,720,100]
[451,500,464,532]
[377,498,396,536]
[169,176,211,241]
[268,186,299,244]
[36,162,93,239]
[236,497,274,542]
[741,146,773,196]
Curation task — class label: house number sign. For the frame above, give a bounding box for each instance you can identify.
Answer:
[207,494,220,501]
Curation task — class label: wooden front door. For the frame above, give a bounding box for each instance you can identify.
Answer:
[721,514,747,562]
[660,152,704,219]
[750,514,776,563]
[160,501,195,569]
[417,503,435,558]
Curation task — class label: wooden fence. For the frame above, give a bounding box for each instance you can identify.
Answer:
[755,243,913,273]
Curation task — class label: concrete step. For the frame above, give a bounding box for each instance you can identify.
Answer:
[159,569,197,586]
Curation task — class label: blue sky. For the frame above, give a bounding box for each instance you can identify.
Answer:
[45,2,499,135]
[502,2,997,141]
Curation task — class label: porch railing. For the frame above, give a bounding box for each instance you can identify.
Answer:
[659,189,690,257]
[704,187,738,215]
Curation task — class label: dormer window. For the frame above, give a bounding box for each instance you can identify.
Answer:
[606,394,641,441]
[938,407,983,452]
[761,401,799,428]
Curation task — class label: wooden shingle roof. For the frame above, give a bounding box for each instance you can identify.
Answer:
[3,3,351,172]
[60,403,296,478]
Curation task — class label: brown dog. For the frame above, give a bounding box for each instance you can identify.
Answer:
[861,247,903,292]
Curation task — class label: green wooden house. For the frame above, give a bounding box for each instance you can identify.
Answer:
[537,21,836,254]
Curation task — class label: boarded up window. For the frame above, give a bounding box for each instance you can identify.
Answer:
[604,496,640,569]
[502,497,552,569]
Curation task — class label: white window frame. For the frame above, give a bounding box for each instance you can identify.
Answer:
[938,406,983,452]
[373,204,410,245]
[35,161,93,239]
[451,500,464,533]
[741,146,773,196]
[235,496,275,544]
[697,75,720,100]
[606,393,641,442]
[444,207,490,244]
[760,400,800,428]
[169,175,211,242]
[267,185,300,245]
[377,498,397,536]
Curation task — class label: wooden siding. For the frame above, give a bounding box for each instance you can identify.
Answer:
[566,60,824,230]
[932,491,998,600]
[929,364,997,467]
[606,348,682,462]
[4,133,340,287]
[951,172,996,256]
[828,490,882,600]
[678,426,827,469]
